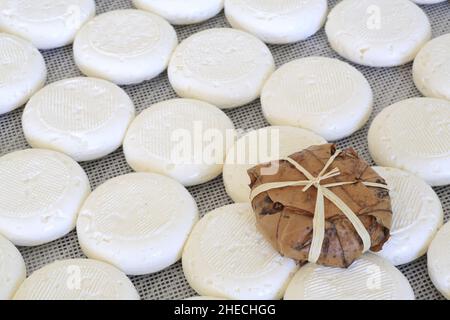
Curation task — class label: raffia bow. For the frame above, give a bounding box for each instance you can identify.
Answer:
[250,149,390,263]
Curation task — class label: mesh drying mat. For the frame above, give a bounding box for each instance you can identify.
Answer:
[0,0,449,300]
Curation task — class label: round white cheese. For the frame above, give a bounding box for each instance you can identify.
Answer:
[182,203,297,300]
[168,28,275,109]
[123,98,235,186]
[224,0,327,44]
[413,34,450,102]
[22,77,135,162]
[73,9,178,85]
[0,149,90,246]
[223,126,326,203]
[13,259,140,300]
[0,234,26,300]
[0,0,95,50]
[77,173,198,275]
[325,0,431,67]
[261,57,373,141]
[0,33,46,115]
[368,97,450,186]
[284,254,415,300]
[132,0,224,25]
[372,167,443,266]
[428,222,450,299]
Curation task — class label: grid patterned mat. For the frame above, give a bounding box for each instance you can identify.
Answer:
[0,0,449,300]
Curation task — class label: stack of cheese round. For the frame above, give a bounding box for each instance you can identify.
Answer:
[132,0,224,25]
[0,234,26,300]
[77,173,198,275]
[0,149,90,246]
[13,259,140,300]
[182,203,297,300]
[23,77,135,162]
[284,254,415,300]
[0,0,96,50]
[223,126,326,203]
[74,9,178,85]
[325,0,431,67]
[261,57,373,141]
[373,167,443,266]
[168,28,275,109]
[368,98,450,186]
[428,222,450,300]
[0,33,46,115]
[224,0,328,44]
[413,33,450,102]
[123,98,235,186]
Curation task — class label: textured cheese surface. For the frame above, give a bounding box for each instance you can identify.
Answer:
[123,98,235,186]
[132,0,224,25]
[223,126,326,203]
[0,0,95,50]
[13,259,140,300]
[325,0,431,67]
[225,0,327,44]
[74,9,178,85]
[182,203,297,300]
[428,222,450,299]
[77,173,198,275]
[0,149,90,246]
[368,98,450,186]
[413,34,450,101]
[284,254,415,300]
[373,167,443,266]
[261,57,373,141]
[0,33,46,115]
[168,28,275,109]
[22,77,135,162]
[0,234,26,300]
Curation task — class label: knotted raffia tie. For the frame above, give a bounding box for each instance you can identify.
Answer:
[249,149,390,264]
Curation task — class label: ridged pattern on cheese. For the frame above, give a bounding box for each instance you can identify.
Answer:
[199,206,278,276]
[413,34,450,102]
[261,57,372,140]
[168,28,274,109]
[225,0,327,44]
[0,0,95,50]
[77,173,198,275]
[0,234,26,299]
[284,254,414,300]
[132,0,224,25]
[428,222,450,299]
[182,203,297,300]
[13,259,140,300]
[223,126,326,203]
[124,99,235,186]
[373,167,443,266]
[0,149,90,246]
[22,77,135,162]
[74,9,178,85]
[325,0,431,67]
[0,33,46,115]
[368,98,450,186]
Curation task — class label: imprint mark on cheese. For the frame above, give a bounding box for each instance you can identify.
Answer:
[304,258,394,300]
[0,154,69,218]
[88,12,161,58]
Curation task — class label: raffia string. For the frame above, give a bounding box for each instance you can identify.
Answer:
[249,149,390,264]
